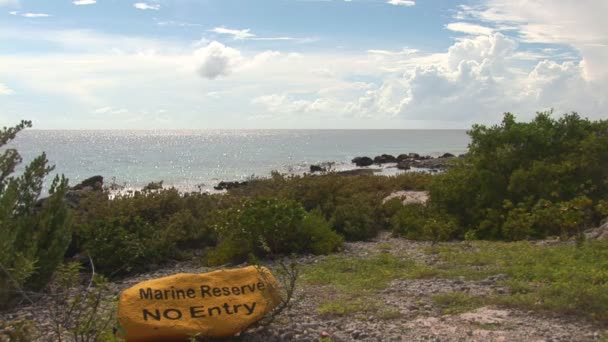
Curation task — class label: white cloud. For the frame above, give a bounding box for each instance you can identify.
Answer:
[194,41,243,79]
[446,22,493,36]
[387,0,415,6]
[460,0,608,82]
[250,29,605,125]
[252,94,345,115]
[21,12,50,17]
[73,0,96,5]
[9,10,16,15]
[209,26,302,42]
[210,27,255,40]
[157,20,202,27]
[1,4,607,129]
[367,48,418,56]
[0,83,15,95]
[133,2,160,10]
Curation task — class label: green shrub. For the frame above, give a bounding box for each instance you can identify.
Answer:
[380,198,404,229]
[430,111,608,240]
[301,210,344,255]
[0,121,72,308]
[330,195,378,241]
[207,197,341,265]
[74,189,218,275]
[391,204,458,242]
[391,203,427,239]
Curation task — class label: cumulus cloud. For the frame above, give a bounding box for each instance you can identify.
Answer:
[387,0,415,6]
[194,41,243,79]
[251,27,605,125]
[133,2,159,10]
[367,48,418,56]
[0,83,15,95]
[459,0,608,82]
[73,0,96,5]
[2,1,607,128]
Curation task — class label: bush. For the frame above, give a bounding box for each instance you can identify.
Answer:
[207,198,342,265]
[430,111,608,240]
[391,204,458,242]
[391,204,427,239]
[74,189,218,275]
[330,195,379,241]
[0,121,72,308]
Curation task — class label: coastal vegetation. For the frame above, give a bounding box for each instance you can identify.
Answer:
[0,120,72,309]
[1,111,608,338]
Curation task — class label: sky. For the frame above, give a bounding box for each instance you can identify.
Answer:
[0,0,606,129]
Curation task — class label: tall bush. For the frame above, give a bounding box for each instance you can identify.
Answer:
[0,121,71,307]
[430,112,608,240]
[75,189,218,275]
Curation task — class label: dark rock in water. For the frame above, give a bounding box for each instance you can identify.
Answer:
[214,181,248,191]
[44,175,107,209]
[373,154,397,164]
[310,164,326,173]
[71,175,104,191]
[352,156,374,167]
[440,153,455,158]
[397,161,411,170]
[408,152,420,159]
[397,154,410,162]
[142,181,163,191]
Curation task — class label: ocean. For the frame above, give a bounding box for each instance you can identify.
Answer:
[9,130,469,192]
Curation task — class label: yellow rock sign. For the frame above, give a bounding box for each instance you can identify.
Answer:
[117,266,280,341]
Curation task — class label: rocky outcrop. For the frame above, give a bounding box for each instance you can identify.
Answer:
[382,191,429,205]
[584,219,608,240]
[351,156,374,167]
[397,161,411,170]
[353,152,458,170]
[71,175,104,191]
[411,157,455,169]
[309,165,326,173]
[65,175,105,208]
[373,154,397,164]
[214,181,249,191]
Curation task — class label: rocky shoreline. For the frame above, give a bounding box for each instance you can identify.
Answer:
[61,151,461,196]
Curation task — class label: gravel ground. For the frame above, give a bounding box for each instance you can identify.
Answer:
[239,233,604,342]
[1,232,605,341]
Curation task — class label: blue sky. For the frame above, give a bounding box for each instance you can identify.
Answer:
[0,0,606,129]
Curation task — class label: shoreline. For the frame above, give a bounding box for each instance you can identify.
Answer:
[98,153,460,196]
